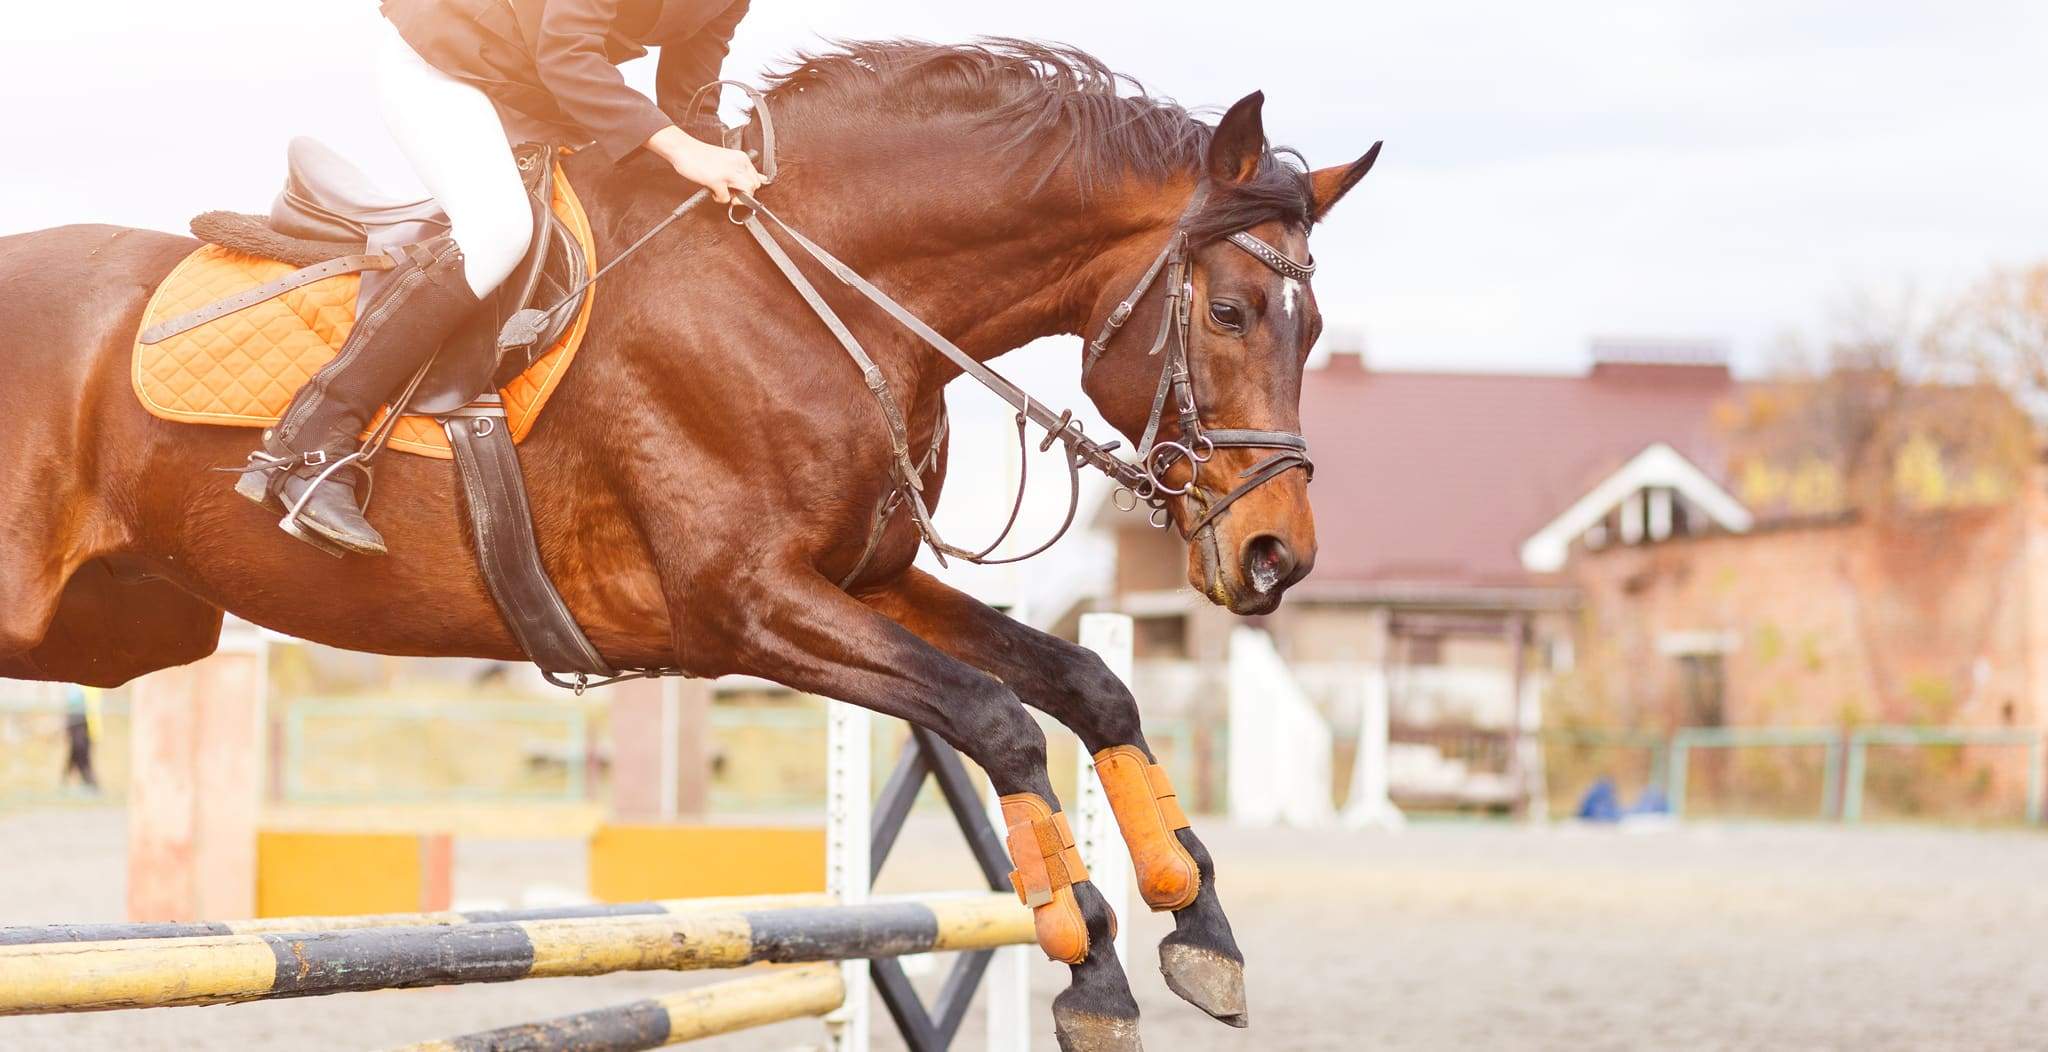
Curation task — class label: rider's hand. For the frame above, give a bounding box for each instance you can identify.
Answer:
[645,126,765,204]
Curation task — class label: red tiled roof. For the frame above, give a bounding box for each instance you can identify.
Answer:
[1290,355,1738,593]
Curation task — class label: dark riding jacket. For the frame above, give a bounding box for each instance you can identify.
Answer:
[381,0,750,163]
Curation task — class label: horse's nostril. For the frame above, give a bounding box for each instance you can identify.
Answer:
[1243,534,1295,595]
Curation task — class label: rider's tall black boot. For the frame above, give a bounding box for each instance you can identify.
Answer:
[236,236,480,556]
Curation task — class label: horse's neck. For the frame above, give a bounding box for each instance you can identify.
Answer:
[579,148,1181,385]
[780,179,1185,370]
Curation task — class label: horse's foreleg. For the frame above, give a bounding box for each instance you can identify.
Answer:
[718,569,1140,1050]
[858,569,1248,1030]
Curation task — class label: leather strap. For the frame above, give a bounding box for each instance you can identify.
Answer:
[1184,449,1314,535]
[999,793,1093,964]
[1005,808,1089,907]
[1226,229,1315,280]
[1142,761,1193,831]
[442,400,615,677]
[140,252,394,345]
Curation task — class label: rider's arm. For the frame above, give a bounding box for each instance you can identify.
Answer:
[654,0,749,137]
[534,0,677,163]
[535,0,761,199]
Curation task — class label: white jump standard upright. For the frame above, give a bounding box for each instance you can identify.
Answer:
[824,617,1133,1051]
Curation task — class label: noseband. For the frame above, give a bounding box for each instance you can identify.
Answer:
[1082,195,1317,536]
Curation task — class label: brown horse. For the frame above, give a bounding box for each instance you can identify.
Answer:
[0,40,1374,1048]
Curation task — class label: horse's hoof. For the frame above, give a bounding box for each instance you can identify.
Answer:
[1052,1005,1143,1052]
[1160,943,1248,1027]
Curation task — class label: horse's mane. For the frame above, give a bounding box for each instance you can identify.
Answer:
[761,38,1314,243]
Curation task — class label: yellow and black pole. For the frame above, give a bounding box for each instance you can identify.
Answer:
[0,895,1029,1016]
[391,963,846,1052]
[0,892,834,948]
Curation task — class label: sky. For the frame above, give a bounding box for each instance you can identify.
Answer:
[5,1,2045,613]
[6,1,2046,374]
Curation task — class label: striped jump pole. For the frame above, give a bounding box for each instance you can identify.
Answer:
[0,894,1031,1016]
[390,963,845,1052]
[0,892,834,948]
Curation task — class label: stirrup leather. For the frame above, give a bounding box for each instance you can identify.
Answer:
[999,793,1094,965]
[1091,745,1201,911]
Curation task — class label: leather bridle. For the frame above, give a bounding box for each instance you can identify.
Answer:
[1080,195,1317,538]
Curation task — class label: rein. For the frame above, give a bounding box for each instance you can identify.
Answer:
[538,82,1318,691]
[734,187,1316,578]
[715,90,1316,581]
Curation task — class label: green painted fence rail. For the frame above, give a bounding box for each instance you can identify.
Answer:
[1549,724,2047,824]
[1840,725,2045,824]
[1665,727,1844,820]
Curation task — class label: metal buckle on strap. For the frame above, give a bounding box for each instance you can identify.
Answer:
[302,450,328,467]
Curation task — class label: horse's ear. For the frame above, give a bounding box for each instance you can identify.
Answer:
[1309,141,1381,222]
[1206,91,1267,185]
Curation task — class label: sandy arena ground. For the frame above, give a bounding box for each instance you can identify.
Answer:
[1,808,2043,1051]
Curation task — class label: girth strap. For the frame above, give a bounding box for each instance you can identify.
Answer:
[441,399,615,678]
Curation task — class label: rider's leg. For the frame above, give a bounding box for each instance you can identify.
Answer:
[373,21,533,298]
[246,22,531,555]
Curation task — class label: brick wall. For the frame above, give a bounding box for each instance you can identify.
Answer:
[1564,480,2048,817]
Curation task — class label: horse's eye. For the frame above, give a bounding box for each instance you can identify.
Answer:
[1208,301,1244,331]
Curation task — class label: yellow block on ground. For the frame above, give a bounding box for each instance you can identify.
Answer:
[589,825,827,903]
[262,802,605,839]
[256,831,451,918]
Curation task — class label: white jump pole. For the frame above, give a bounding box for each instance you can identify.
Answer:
[831,689,1037,1052]
[984,596,1034,1052]
[1076,614,1136,964]
[983,777,1030,1052]
[829,609,1123,1051]
[824,699,872,1052]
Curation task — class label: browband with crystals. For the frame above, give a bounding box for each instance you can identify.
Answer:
[1225,230,1314,281]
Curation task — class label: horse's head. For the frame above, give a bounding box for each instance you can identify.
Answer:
[1082,93,1379,615]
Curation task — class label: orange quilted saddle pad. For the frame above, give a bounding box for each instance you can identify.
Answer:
[132,164,597,459]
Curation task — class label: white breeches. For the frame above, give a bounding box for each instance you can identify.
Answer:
[372,19,532,298]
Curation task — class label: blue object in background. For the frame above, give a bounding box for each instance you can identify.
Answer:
[1630,786,1671,815]
[1576,777,1622,822]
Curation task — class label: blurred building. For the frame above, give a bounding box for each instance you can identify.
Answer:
[1097,338,1744,811]
[1560,374,2045,819]
[1099,336,2048,817]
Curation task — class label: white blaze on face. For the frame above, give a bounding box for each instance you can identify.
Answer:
[1281,277,1303,319]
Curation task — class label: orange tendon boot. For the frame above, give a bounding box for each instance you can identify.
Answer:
[1000,792,1094,964]
[1090,745,1200,911]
